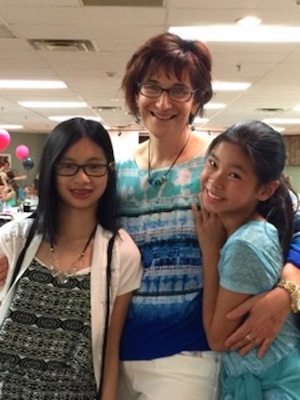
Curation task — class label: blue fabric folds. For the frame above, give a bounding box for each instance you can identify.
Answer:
[221,347,300,400]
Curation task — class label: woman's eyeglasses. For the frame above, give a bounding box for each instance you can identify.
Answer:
[55,162,114,177]
[138,82,197,103]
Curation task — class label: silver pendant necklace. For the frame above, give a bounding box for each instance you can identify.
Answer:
[147,135,190,186]
[49,224,97,284]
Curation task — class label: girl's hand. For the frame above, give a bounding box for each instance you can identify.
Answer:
[192,193,226,257]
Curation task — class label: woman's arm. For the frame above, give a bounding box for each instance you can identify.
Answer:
[225,261,300,358]
[224,287,290,357]
[101,292,133,400]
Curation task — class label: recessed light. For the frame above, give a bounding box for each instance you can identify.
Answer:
[48,115,102,122]
[169,25,300,43]
[204,103,226,110]
[213,81,251,91]
[0,124,23,130]
[19,101,88,108]
[194,117,209,124]
[236,16,261,27]
[0,80,67,89]
[263,118,300,124]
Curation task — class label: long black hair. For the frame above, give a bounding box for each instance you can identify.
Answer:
[35,117,119,242]
[207,120,294,257]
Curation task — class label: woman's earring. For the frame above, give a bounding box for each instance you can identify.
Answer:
[189,113,196,130]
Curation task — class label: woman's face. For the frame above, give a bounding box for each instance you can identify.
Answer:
[55,137,109,212]
[136,69,198,140]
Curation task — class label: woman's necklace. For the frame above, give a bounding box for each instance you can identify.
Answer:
[147,135,190,186]
[49,224,97,284]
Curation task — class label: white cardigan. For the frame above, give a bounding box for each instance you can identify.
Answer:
[0,218,142,389]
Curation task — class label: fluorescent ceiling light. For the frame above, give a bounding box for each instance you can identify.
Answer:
[19,101,88,108]
[194,117,209,124]
[263,118,300,124]
[271,126,285,132]
[213,81,251,91]
[0,80,67,89]
[204,103,226,110]
[169,25,300,43]
[0,124,23,130]
[236,16,261,27]
[49,115,102,122]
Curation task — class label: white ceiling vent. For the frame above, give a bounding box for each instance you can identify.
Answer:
[28,39,96,52]
[82,0,162,6]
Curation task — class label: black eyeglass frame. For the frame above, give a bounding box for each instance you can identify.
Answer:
[55,162,115,177]
[137,81,198,103]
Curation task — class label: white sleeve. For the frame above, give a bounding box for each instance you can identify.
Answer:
[115,229,142,296]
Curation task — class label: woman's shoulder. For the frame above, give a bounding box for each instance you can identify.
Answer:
[188,132,213,158]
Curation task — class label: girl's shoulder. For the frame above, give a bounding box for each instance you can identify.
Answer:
[110,228,141,265]
[94,225,140,262]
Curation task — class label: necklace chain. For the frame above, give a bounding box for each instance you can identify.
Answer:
[147,135,190,186]
[49,224,97,284]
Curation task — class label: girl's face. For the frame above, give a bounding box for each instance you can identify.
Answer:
[136,69,198,140]
[200,141,270,220]
[55,137,109,212]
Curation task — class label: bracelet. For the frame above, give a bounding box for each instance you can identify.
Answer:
[277,279,300,313]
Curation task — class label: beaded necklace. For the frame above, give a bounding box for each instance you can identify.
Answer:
[147,135,190,186]
[49,224,97,284]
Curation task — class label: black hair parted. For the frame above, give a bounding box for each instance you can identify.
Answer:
[35,117,119,242]
[207,120,294,257]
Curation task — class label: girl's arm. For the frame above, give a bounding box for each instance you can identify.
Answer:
[101,292,133,400]
[193,204,251,351]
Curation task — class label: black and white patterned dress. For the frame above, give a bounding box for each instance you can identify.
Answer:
[0,259,96,399]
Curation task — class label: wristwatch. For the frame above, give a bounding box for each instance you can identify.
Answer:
[277,279,300,313]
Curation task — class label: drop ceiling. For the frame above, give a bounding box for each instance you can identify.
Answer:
[0,0,300,135]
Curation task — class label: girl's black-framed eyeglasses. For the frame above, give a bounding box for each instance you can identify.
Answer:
[55,162,114,177]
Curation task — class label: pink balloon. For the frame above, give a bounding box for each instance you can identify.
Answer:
[0,129,11,151]
[15,144,29,160]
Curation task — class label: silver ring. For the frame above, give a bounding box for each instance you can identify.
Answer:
[245,334,253,342]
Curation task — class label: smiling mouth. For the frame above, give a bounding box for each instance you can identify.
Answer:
[205,188,223,200]
[151,111,175,120]
[71,189,92,196]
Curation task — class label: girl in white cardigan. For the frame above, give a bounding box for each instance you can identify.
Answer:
[0,118,142,400]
